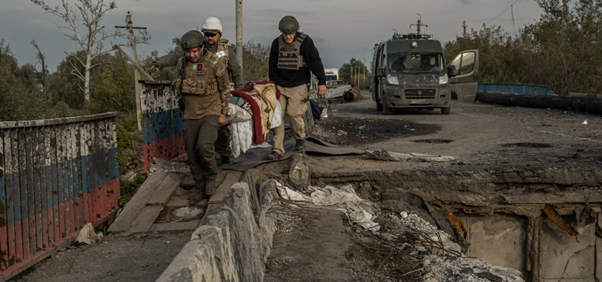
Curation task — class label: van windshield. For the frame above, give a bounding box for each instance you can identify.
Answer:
[388,53,444,74]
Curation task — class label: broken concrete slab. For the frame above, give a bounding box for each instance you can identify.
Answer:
[288,154,310,190]
[191,225,238,282]
[155,240,221,282]
[366,150,455,162]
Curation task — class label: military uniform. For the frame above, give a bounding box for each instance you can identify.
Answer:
[205,39,244,160]
[177,50,230,188]
[159,39,243,162]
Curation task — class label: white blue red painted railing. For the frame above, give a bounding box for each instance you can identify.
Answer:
[141,81,185,173]
[0,112,120,280]
[478,83,550,96]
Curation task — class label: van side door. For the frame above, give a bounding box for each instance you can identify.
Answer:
[447,50,479,103]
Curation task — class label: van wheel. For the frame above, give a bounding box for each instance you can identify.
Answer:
[376,100,383,111]
[382,96,392,115]
[441,106,451,115]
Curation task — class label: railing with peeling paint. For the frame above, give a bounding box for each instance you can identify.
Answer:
[478,83,550,96]
[141,81,185,173]
[0,112,120,280]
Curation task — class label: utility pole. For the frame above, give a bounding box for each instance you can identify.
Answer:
[410,13,428,35]
[236,0,243,67]
[362,53,365,90]
[116,11,147,131]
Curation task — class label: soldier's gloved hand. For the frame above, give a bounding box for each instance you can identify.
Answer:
[178,97,185,111]
[150,60,162,71]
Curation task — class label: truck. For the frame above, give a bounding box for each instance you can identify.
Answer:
[371,26,479,115]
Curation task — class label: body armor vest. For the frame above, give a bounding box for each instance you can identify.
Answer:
[277,32,308,70]
[181,60,219,96]
[214,39,230,67]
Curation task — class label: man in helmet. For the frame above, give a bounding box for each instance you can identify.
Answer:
[267,15,327,160]
[150,17,243,166]
[176,30,230,197]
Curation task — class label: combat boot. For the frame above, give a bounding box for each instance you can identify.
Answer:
[205,178,217,196]
[295,139,306,151]
[220,156,231,165]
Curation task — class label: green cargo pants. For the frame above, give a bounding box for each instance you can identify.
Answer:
[215,125,232,157]
[183,116,219,187]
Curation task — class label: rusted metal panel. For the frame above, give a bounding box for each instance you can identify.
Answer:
[543,204,579,242]
[141,81,185,173]
[31,128,43,253]
[0,113,120,281]
[42,127,53,249]
[0,131,7,270]
[3,130,15,268]
[18,128,30,260]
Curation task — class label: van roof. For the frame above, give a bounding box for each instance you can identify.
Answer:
[386,39,442,53]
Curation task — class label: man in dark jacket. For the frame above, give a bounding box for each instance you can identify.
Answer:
[267,15,327,160]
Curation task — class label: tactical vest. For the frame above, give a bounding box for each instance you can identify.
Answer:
[214,39,230,67]
[180,60,219,96]
[277,32,308,70]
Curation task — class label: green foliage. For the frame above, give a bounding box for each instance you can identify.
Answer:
[88,54,136,114]
[119,173,146,204]
[340,58,371,88]
[115,115,142,175]
[444,0,602,95]
[243,40,270,82]
[0,39,52,121]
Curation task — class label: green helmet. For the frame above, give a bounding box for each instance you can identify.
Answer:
[278,16,299,34]
[180,30,205,50]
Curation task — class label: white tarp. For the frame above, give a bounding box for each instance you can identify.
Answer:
[275,181,380,232]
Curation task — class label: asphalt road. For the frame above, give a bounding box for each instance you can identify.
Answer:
[316,91,602,170]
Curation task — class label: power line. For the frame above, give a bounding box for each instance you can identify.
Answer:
[511,4,517,34]
[486,0,519,26]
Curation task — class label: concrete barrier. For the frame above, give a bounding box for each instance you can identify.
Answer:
[157,181,278,282]
[476,92,602,115]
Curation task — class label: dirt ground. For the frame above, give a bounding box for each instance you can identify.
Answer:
[10,232,190,282]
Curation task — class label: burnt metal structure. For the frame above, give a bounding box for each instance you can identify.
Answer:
[0,113,120,281]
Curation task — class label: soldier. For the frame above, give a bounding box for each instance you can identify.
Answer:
[267,15,327,160]
[174,30,230,196]
[151,17,243,165]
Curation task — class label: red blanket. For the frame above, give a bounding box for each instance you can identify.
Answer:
[230,81,281,144]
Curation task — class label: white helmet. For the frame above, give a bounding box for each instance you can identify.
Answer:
[202,17,223,34]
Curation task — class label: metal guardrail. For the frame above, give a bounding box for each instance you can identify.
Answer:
[0,112,120,281]
[478,83,550,96]
[141,81,185,173]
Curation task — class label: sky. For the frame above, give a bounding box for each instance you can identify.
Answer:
[0,0,542,72]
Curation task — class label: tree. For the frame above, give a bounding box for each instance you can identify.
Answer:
[31,0,121,103]
[31,40,48,97]
[340,58,371,89]
[0,40,50,121]
[242,40,270,82]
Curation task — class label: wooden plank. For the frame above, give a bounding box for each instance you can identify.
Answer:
[504,192,602,204]
[25,128,36,255]
[150,220,201,232]
[109,121,120,211]
[166,197,208,208]
[0,130,8,270]
[101,120,111,217]
[147,173,184,206]
[180,174,195,187]
[107,171,167,233]
[58,125,67,241]
[208,171,243,205]
[19,128,30,260]
[128,206,163,233]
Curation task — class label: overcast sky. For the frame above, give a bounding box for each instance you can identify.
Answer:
[1,0,542,72]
